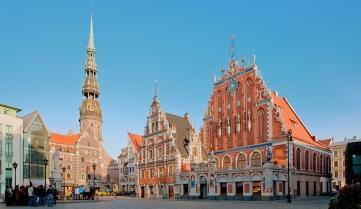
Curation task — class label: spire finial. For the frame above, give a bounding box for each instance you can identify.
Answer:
[153,80,158,99]
[230,35,236,60]
[87,15,95,50]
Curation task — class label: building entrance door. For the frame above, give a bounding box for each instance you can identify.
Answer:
[141,186,145,198]
[199,176,207,199]
[200,183,207,199]
[168,186,174,198]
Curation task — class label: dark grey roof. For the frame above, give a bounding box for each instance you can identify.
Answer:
[165,113,192,158]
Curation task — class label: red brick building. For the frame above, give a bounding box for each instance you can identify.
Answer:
[178,54,331,200]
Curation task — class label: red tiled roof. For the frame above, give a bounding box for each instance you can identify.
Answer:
[128,132,142,152]
[318,138,332,148]
[271,92,328,149]
[50,132,80,145]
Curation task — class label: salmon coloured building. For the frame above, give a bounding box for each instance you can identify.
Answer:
[177,52,331,200]
[137,89,207,199]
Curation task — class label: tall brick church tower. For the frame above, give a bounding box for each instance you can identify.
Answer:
[49,15,117,188]
[79,15,103,143]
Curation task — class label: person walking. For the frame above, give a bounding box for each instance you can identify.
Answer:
[74,186,80,200]
[46,185,54,207]
[28,183,34,206]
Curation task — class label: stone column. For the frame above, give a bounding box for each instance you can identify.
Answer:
[262,161,274,200]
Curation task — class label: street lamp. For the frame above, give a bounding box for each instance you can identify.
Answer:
[12,162,18,187]
[43,157,48,189]
[287,129,293,203]
[92,163,97,188]
[62,166,66,201]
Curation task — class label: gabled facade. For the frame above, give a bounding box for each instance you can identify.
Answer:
[178,54,331,200]
[138,91,207,199]
[118,132,141,194]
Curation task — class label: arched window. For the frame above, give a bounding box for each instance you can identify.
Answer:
[246,79,253,145]
[296,148,301,170]
[217,91,223,115]
[326,156,330,173]
[223,155,231,170]
[236,84,242,146]
[246,79,253,104]
[236,153,247,169]
[320,155,323,173]
[250,151,262,167]
[313,153,317,172]
[305,150,309,170]
[257,108,266,143]
[208,123,215,151]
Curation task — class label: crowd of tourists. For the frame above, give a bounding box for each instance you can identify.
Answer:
[5,182,58,207]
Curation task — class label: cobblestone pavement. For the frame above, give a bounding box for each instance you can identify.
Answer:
[0,196,332,209]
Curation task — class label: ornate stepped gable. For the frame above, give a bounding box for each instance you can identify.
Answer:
[201,57,328,156]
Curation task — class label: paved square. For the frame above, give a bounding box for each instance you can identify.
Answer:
[0,196,331,209]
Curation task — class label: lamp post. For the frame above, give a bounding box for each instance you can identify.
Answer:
[92,163,96,188]
[12,162,18,187]
[287,129,293,203]
[62,166,66,201]
[43,157,48,189]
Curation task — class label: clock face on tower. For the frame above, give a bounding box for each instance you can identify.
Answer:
[88,105,95,112]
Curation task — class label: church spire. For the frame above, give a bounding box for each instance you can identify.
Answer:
[88,15,95,50]
[82,15,99,100]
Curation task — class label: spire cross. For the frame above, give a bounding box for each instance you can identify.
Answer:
[230,35,236,60]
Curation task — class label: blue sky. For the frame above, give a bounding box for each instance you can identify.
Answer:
[1,0,360,158]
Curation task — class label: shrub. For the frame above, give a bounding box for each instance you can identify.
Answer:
[329,184,361,209]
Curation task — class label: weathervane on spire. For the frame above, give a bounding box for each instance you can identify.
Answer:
[230,35,236,61]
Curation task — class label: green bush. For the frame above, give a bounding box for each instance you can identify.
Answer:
[329,184,361,209]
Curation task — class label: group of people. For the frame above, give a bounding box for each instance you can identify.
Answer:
[69,185,94,200]
[5,182,58,207]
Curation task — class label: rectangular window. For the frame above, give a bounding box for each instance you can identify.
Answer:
[335,171,338,178]
[333,151,338,157]
[334,161,338,167]
[168,166,173,177]
[158,167,163,178]
[140,170,145,179]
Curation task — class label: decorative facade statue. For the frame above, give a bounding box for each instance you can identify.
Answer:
[226,117,230,136]
[247,111,252,132]
[266,146,273,162]
[217,119,222,138]
[236,113,241,134]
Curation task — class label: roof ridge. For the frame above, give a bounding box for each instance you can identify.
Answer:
[282,97,327,149]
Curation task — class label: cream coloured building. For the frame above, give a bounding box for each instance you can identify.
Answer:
[330,136,361,190]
